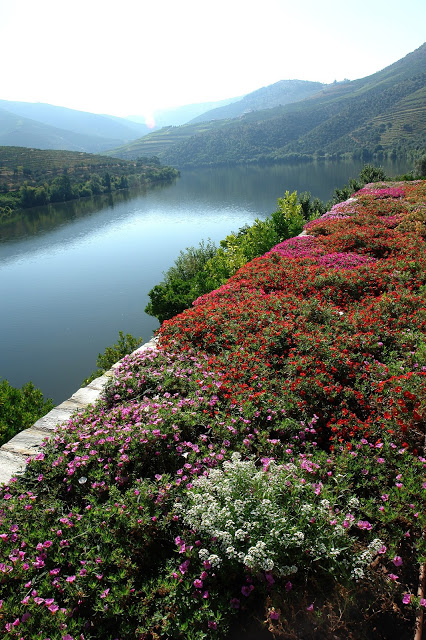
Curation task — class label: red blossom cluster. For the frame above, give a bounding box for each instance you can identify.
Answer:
[160,181,426,449]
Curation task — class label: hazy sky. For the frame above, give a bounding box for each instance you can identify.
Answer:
[1,0,425,122]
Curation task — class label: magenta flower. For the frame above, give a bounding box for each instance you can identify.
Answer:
[388,573,399,581]
[402,593,411,604]
[269,610,280,620]
[179,560,190,575]
[193,579,203,589]
[393,556,403,567]
[241,584,254,596]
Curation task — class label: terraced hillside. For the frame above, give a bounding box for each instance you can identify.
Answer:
[109,43,426,166]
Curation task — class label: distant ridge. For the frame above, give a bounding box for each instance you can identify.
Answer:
[189,79,325,123]
[109,43,426,166]
[0,101,150,153]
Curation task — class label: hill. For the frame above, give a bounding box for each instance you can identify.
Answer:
[111,43,426,166]
[189,79,325,123]
[107,118,232,160]
[107,80,326,160]
[0,100,150,152]
[0,146,179,220]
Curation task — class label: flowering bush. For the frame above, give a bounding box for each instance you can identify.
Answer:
[177,452,384,580]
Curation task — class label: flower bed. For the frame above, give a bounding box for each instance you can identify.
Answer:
[0,181,425,639]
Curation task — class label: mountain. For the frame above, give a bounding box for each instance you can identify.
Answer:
[189,79,325,123]
[0,101,150,153]
[106,81,325,160]
[127,97,241,128]
[110,43,426,166]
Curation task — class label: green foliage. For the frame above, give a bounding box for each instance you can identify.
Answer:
[145,280,195,324]
[82,331,143,386]
[328,164,389,206]
[271,190,305,240]
[358,163,387,183]
[414,153,426,178]
[0,379,54,446]
[0,146,179,222]
[164,239,217,284]
[298,190,327,220]
[145,241,218,323]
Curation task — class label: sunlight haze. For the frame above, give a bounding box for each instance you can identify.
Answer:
[1,0,425,122]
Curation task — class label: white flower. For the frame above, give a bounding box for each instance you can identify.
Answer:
[208,554,221,567]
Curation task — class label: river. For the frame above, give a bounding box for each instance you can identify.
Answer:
[0,159,410,403]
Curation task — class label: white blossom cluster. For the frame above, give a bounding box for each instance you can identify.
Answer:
[176,453,381,580]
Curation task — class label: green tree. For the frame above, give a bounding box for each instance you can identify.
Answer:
[102,172,112,192]
[49,174,74,202]
[271,190,305,240]
[0,380,54,446]
[414,154,426,178]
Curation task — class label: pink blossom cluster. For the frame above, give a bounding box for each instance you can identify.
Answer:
[267,237,376,270]
[304,200,359,231]
[357,186,405,199]
[317,252,376,269]
[267,235,324,259]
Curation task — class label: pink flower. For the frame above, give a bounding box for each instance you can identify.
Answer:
[193,579,203,589]
[179,560,190,575]
[402,593,411,604]
[66,575,76,583]
[269,610,280,620]
[388,573,399,581]
[100,588,110,598]
[393,556,403,567]
[241,584,254,597]
[306,603,314,611]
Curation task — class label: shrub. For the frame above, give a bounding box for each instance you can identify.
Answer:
[0,379,53,446]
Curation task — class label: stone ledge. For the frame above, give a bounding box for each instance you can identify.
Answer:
[0,450,26,485]
[2,427,50,457]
